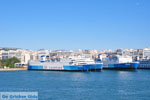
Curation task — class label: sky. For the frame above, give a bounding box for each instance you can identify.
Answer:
[0,0,150,50]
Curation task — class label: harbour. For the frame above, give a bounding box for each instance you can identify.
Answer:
[0,0,149,99]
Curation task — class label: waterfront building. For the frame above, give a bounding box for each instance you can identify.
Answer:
[101,49,117,55]
[56,50,73,57]
[2,52,9,59]
[116,49,123,55]
[137,49,143,59]
[143,48,150,59]
[73,49,98,58]
[0,47,149,67]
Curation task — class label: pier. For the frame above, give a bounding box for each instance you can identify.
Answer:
[0,67,28,71]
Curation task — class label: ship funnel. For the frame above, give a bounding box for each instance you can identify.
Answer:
[135,56,139,61]
[46,55,50,60]
[41,55,46,62]
[98,54,102,61]
[146,56,150,60]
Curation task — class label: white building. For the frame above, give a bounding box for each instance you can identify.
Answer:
[143,48,150,58]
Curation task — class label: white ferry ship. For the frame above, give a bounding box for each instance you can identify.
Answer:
[97,54,139,70]
[139,60,150,69]
[28,56,103,71]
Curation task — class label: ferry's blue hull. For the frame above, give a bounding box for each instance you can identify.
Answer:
[28,64,103,71]
[104,62,139,70]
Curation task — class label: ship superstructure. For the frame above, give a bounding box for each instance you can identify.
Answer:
[138,56,150,69]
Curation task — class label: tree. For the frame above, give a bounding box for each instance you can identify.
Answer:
[0,57,20,68]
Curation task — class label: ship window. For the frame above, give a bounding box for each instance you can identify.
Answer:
[69,62,73,64]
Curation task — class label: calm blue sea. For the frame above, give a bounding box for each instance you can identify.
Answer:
[0,70,150,100]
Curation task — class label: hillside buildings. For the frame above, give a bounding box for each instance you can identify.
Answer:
[0,48,150,65]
